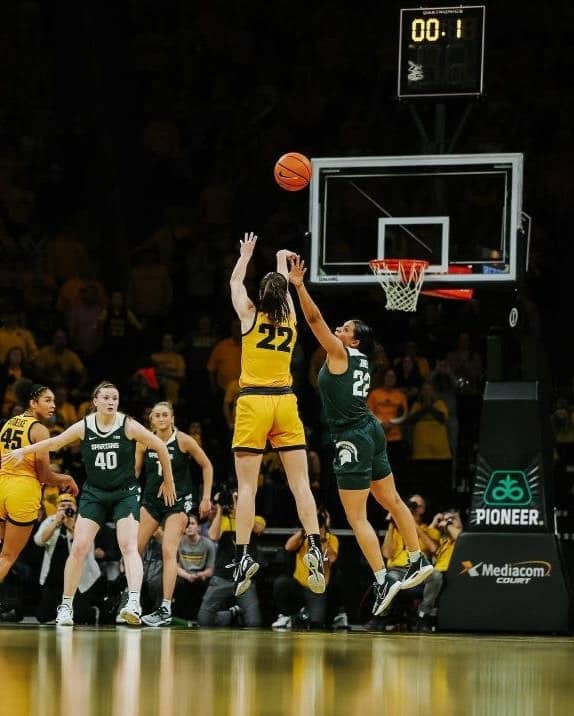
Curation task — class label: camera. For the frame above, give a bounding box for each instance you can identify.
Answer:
[214,486,235,515]
[407,500,419,513]
[64,507,76,518]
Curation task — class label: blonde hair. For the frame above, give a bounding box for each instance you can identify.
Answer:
[149,401,175,431]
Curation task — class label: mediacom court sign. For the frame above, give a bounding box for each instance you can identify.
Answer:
[438,532,570,633]
[458,559,552,584]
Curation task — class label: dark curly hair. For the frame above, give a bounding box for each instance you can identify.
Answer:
[13,378,51,407]
[258,272,290,325]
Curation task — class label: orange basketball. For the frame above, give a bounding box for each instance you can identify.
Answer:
[274,152,312,191]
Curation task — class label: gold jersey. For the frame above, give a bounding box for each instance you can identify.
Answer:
[0,414,39,481]
[239,312,296,388]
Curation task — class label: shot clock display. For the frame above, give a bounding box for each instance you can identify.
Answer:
[397,5,486,98]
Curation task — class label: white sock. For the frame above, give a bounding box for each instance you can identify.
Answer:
[374,569,387,585]
[161,599,171,613]
[62,595,74,608]
[408,550,421,564]
[127,591,141,608]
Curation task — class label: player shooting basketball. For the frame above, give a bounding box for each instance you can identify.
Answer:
[227,232,325,598]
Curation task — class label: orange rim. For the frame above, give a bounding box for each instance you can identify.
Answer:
[369,259,429,272]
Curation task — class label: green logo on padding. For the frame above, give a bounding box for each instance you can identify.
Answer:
[484,471,532,507]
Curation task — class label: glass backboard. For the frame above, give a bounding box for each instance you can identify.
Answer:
[307,153,525,287]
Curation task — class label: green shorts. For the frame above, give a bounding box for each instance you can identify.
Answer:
[141,490,194,524]
[331,415,392,490]
[79,482,141,527]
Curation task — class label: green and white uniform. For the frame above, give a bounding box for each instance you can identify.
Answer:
[141,430,194,523]
[318,347,391,490]
[79,412,140,526]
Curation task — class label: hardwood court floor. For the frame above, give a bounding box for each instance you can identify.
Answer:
[2,625,574,716]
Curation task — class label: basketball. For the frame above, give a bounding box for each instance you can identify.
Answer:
[274,152,312,191]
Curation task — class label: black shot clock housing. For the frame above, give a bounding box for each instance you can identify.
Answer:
[397,5,486,98]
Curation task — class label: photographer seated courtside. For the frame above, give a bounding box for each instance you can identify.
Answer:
[271,507,339,630]
[413,508,464,632]
[197,486,265,627]
[366,494,434,631]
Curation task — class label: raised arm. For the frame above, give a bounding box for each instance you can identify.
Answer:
[288,255,347,368]
[276,249,294,281]
[229,231,257,327]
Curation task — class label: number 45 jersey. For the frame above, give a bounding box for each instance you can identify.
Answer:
[81,412,137,490]
[0,414,41,481]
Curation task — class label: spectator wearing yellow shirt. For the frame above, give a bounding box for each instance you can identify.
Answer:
[1,347,29,417]
[271,508,339,629]
[367,495,434,630]
[414,508,463,632]
[0,312,38,363]
[382,497,434,572]
[406,380,453,509]
[206,319,242,395]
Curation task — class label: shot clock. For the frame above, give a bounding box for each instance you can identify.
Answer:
[397,5,486,98]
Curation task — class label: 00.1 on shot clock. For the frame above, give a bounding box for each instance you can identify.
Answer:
[397,5,486,99]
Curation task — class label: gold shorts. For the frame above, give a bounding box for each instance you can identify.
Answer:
[0,476,41,525]
[232,392,306,453]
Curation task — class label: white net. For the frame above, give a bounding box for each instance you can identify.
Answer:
[369,259,429,312]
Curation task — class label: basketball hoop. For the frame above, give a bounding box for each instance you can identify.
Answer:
[369,259,429,312]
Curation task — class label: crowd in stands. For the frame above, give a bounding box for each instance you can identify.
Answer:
[1,1,573,628]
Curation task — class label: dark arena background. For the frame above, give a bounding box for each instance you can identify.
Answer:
[1,1,574,714]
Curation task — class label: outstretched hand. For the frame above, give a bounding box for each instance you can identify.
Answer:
[2,448,25,466]
[239,231,257,257]
[288,254,307,287]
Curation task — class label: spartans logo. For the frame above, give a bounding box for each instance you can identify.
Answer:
[335,440,359,466]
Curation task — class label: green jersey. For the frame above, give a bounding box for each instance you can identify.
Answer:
[143,429,192,499]
[317,347,372,430]
[81,412,137,491]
